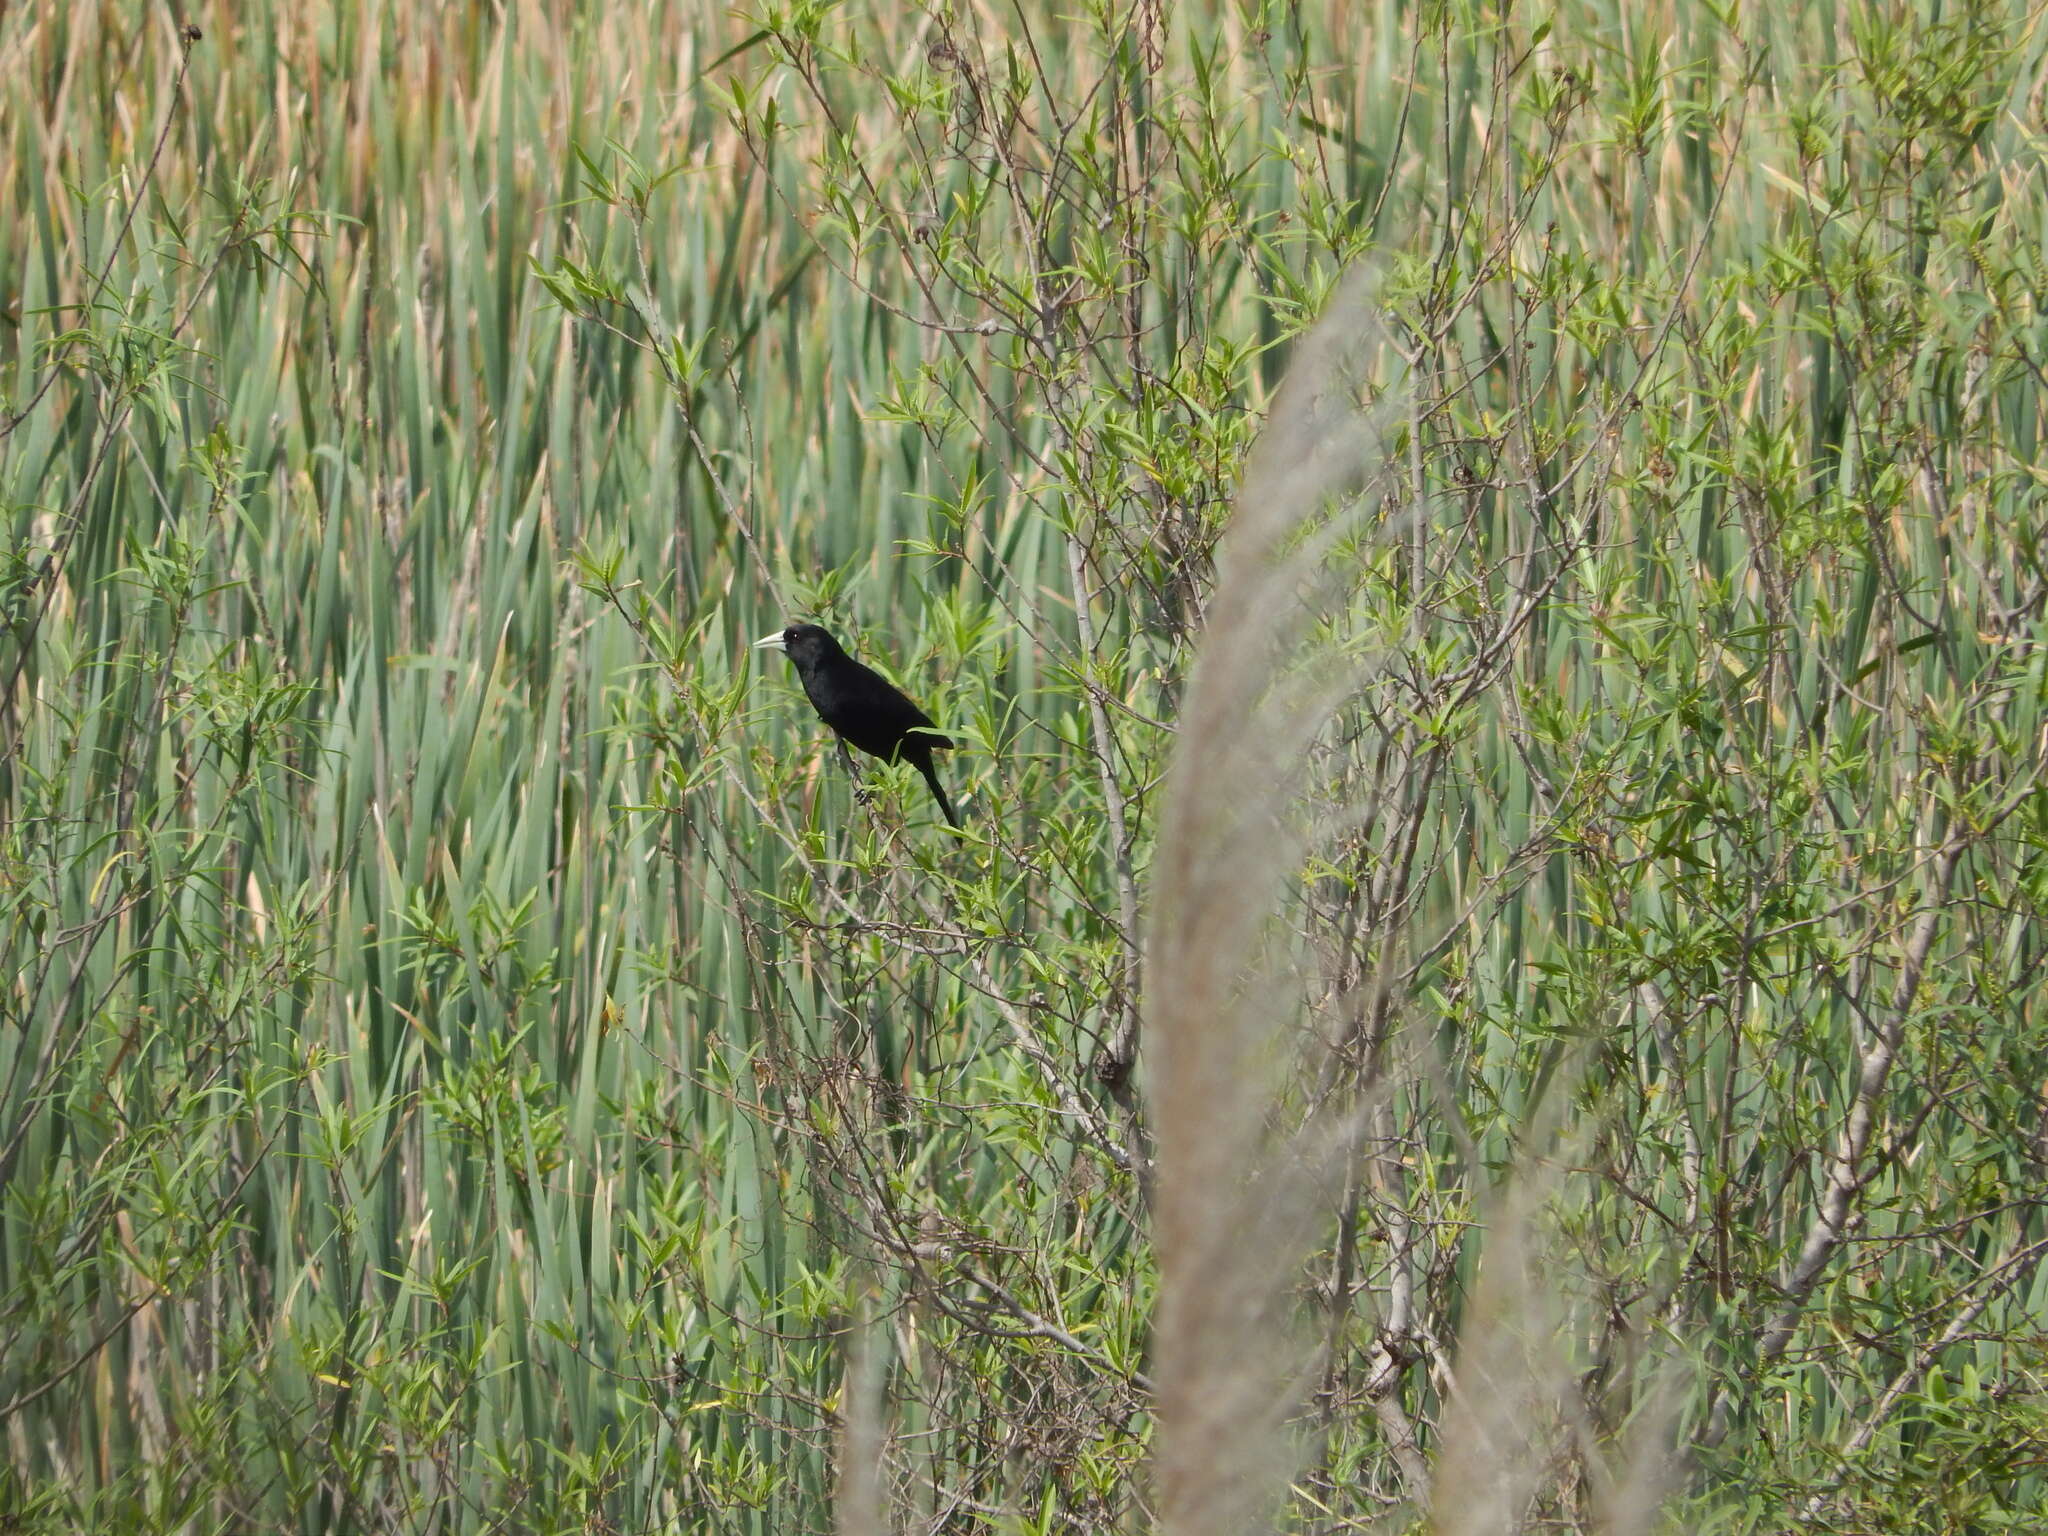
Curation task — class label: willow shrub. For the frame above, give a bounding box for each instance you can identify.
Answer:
[5,2,2048,1532]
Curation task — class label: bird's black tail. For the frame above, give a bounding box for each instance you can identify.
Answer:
[916,756,960,829]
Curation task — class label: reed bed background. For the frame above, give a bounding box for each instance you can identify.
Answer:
[5,0,2048,1530]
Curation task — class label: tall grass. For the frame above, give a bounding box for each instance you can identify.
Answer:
[4,1,2048,1531]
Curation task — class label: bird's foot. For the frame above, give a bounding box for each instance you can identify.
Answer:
[836,741,876,808]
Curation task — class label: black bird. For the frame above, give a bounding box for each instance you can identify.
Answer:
[753,623,959,828]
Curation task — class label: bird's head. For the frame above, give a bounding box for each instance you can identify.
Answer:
[751,622,841,668]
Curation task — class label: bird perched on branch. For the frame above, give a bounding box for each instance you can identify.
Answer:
[753,622,960,828]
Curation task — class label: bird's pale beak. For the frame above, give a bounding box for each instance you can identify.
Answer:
[751,631,787,651]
